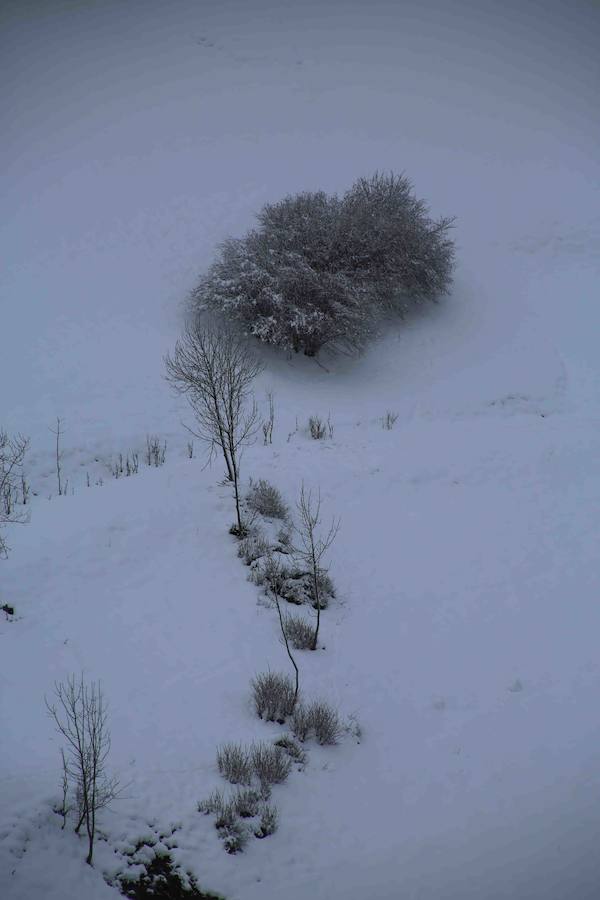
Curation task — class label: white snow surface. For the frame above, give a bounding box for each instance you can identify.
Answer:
[1,1,600,898]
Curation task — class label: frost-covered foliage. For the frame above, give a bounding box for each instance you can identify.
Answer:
[190,173,455,356]
[246,478,288,520]
[274,734,307,765]
[198,785,279,853]
[255,802,278,838]
[237,529,271,565]
[116,848,219,897]
[287,568,333,608]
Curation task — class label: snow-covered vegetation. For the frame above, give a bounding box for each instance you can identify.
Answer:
[190,172,455,356]
[2,2,599,899]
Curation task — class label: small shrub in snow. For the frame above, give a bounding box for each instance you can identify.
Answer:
[198,789,226,816]
[308,700,341,745]
[262,391,275,445]
[251,672,296,722]
[255,803,278,838]
[290,703,312,743]
[116,850,218,898]
[247,563,266,587]
[216,743,253,785]
[237,531,271,566]
[275,566,334,609]
[145,435,166,467]
[291,700,341,744]
[214,799,237,831]
[262,554,291,596]
[250,742,292,786]
[276,526,292,550]
[246,478,288,520]
[274,735,307,765]
[233,788,262,819]
[308,569,335,608]
[229,516,256,538]
[111,451,139,479]
[345,713,363,743]
[283,613,316,650]
[308,416,326,440]
[218,818,248,855]
[381,410,399,430]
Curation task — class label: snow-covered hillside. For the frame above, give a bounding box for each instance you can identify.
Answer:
[1,2,599,898]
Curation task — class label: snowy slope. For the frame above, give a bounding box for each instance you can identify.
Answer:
[2,2,600,898]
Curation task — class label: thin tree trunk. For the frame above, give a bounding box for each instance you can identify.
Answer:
[311,559,320,651]
[274,592,299,709]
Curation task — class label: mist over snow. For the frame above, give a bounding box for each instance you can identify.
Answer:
[1,1,599,899]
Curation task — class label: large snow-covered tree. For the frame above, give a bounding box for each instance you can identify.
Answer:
[191,173,455,356]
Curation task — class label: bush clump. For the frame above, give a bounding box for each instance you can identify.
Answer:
[190,172,455,357]
[198,789,226,816]
[216,743,253,785]
[251,672,296,723]
[283,613,316,650]
[255,803,278,838]
[117,849,221,898]
[237,530,271,566]
[291,700,341,745]
[308,416,326,440]
[275,566,334,609]
[232,788,262,819]
[308,700,342,745]
[218,818,249,855]
[250,742,292,787]
[274,735,307,765]
[246,479,288,520]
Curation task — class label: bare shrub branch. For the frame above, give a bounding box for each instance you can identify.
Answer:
[381,410,399,430]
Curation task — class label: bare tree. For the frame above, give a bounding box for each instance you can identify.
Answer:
[49,417,65,496]
[0,429,29,558]
[165,321,263,534]
[262,391,275,445]
[292,485,339,651]
[46,674,119,866]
